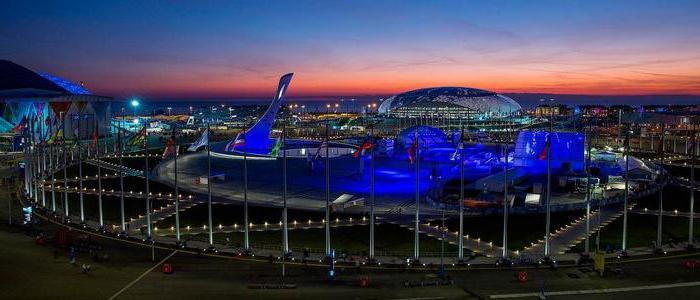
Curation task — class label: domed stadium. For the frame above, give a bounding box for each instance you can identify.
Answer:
[378,87,521,119]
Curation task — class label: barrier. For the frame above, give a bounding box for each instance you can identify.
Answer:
[517,271,527,282]
[163,263,173,274]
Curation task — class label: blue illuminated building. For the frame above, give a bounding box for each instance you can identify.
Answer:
[512,130,585,171]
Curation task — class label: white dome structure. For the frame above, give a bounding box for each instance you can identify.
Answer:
[378,87,521,119]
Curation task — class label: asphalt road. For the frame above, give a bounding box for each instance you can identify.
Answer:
[3,209,700,300]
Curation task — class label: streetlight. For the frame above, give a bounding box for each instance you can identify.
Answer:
[130,98,140,128]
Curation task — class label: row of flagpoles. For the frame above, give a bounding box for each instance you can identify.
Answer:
[18,106,698,262]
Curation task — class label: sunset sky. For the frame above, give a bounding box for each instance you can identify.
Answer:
[2,0,700,99]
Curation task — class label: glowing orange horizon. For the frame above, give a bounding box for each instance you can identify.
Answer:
[90,70,700,99]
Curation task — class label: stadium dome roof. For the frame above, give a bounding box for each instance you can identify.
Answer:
[378,87,521,116]
[0,59,90,97]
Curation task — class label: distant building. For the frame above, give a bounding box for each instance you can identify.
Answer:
[534,104,570,117]
[577,105,609,117]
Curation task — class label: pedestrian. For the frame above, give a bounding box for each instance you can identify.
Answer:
[539,280,546,299]
[69,246,76,264]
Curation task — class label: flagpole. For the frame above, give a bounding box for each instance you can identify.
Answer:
[50,117,56,213]
[656,164,664,252]
[96,114,104,228]
[544,101,553,258]
[32,117,38,204]
[62,112,69,219]
[31,116,35,201]
[243,127,250,250]
[23,124,29,197]
[40,120,46,208]
[369,125,375,259]
[325,122,331,257]
[622,124,630,253]
[458,125,464,261]
[28,124,33,199]
[585,122,592,254]
[502,126,509,257]
[689,123,696,249]
[173,123,181,243]
[145,123,152,240]
[207,122,213,246]
[595,119,602,251]
[282,121,289,255]
[79,114,85,225]
[414,129,420,260]
[104,108,109,155]
[27,117,31,199]
[119,109,125,233]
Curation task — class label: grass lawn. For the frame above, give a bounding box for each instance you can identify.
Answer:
[635,184,698,212]
[444,210,586,251]
[57,193,170,227]
[154,203,325,229]
[570,213,699,252]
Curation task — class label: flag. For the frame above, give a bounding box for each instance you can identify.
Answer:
[187,129,209,151]
[162,138,178,159]
[538,134,550,160]
[225,128,246,152]
[71,115,80,140]
[314,140,328,160]
[407,137,418,164]
[162,126,178,159]
[270,135,283,157]
[47,129,63,145]
[90,126,98,150]
[11,116,28,133]
[451,142,462,161]
[353,139,373,158]
[127,128,146,147]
